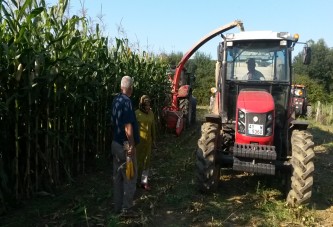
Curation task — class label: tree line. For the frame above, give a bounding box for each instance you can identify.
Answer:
[293,39,333,104]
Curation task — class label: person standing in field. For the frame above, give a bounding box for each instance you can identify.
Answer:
[209,87,217,113]
[135,95,156,191]
[111,75,140,217]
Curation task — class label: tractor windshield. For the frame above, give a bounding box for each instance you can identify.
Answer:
[226,42,289,82]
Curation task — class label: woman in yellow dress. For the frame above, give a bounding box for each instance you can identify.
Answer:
[135,95,156,190]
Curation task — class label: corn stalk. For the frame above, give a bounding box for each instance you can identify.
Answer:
[0,0,170,207]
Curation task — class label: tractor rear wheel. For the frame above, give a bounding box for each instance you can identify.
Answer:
[190,96,197,124]
[179,98,190,126]
[196,122,220,192]
[180,96,196,127]
[287,129,315,207]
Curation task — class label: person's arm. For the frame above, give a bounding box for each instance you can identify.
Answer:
[124,123,136,156]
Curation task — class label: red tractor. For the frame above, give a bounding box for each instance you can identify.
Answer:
[196,23,314,206]
[163,21,244,135]
[291,84,311,117]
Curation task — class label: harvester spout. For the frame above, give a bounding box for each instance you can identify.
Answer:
[237,20,245,32]
[171,20,244,110]
[164,20,244,136]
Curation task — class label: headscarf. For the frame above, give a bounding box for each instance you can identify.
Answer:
[139,95,151,114]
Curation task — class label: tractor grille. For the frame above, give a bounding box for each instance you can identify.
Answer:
[232,143,277,175]
[233,158,275,175]
[233,143,276,160]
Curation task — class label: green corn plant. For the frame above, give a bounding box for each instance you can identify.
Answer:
[0,0,171,207]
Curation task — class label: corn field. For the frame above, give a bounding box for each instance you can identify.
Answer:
[0,0,170,212]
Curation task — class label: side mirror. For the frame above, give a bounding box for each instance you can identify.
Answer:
[303,46,311,65]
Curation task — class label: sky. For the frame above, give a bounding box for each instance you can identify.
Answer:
[47,0,333,59]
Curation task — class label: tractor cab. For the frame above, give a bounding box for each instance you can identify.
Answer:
[211,31,310,155]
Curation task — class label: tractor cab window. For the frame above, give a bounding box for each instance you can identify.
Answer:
[225,42,289,82]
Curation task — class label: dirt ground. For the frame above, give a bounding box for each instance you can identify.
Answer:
[310,143,333,226]
[0,113,333,226]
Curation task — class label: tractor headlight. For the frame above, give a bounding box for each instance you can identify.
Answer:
[239,110,245,121]
[295,89,302,96]
[237,109,246,134]
[267,113,273,121]
[266,127,272,136]
[265,111,274,136]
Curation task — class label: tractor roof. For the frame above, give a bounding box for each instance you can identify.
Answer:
[292,84,306,88]
[225,31,297,42]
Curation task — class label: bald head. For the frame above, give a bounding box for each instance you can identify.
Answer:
[121,75,134,97]
[121,76,133,88]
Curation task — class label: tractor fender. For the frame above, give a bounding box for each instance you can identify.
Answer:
[290,120,309,130]
[204,114,222,125]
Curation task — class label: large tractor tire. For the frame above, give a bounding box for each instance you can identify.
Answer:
[287,129,315,207]
[190,96,197,124]
[196,122,220,192]
[179,97,196,127]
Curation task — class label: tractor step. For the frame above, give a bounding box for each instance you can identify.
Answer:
[233,143,277,160]
[233,157,275,175]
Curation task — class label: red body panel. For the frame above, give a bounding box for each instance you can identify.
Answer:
[235,90,275,145]
[292,97,306,114]
[162,108,184,136]
[237,90,274,113]
[236,131,274,145]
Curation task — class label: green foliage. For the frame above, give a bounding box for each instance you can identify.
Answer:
[190,52,215,105]
[163,51,183,68]
[293,39,333,94]
[293,74,328,103]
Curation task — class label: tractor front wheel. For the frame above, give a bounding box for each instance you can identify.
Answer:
[287,129,315,207]
[196,122,220,192]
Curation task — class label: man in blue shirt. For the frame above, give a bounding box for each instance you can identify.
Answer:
[111,75,139,216]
